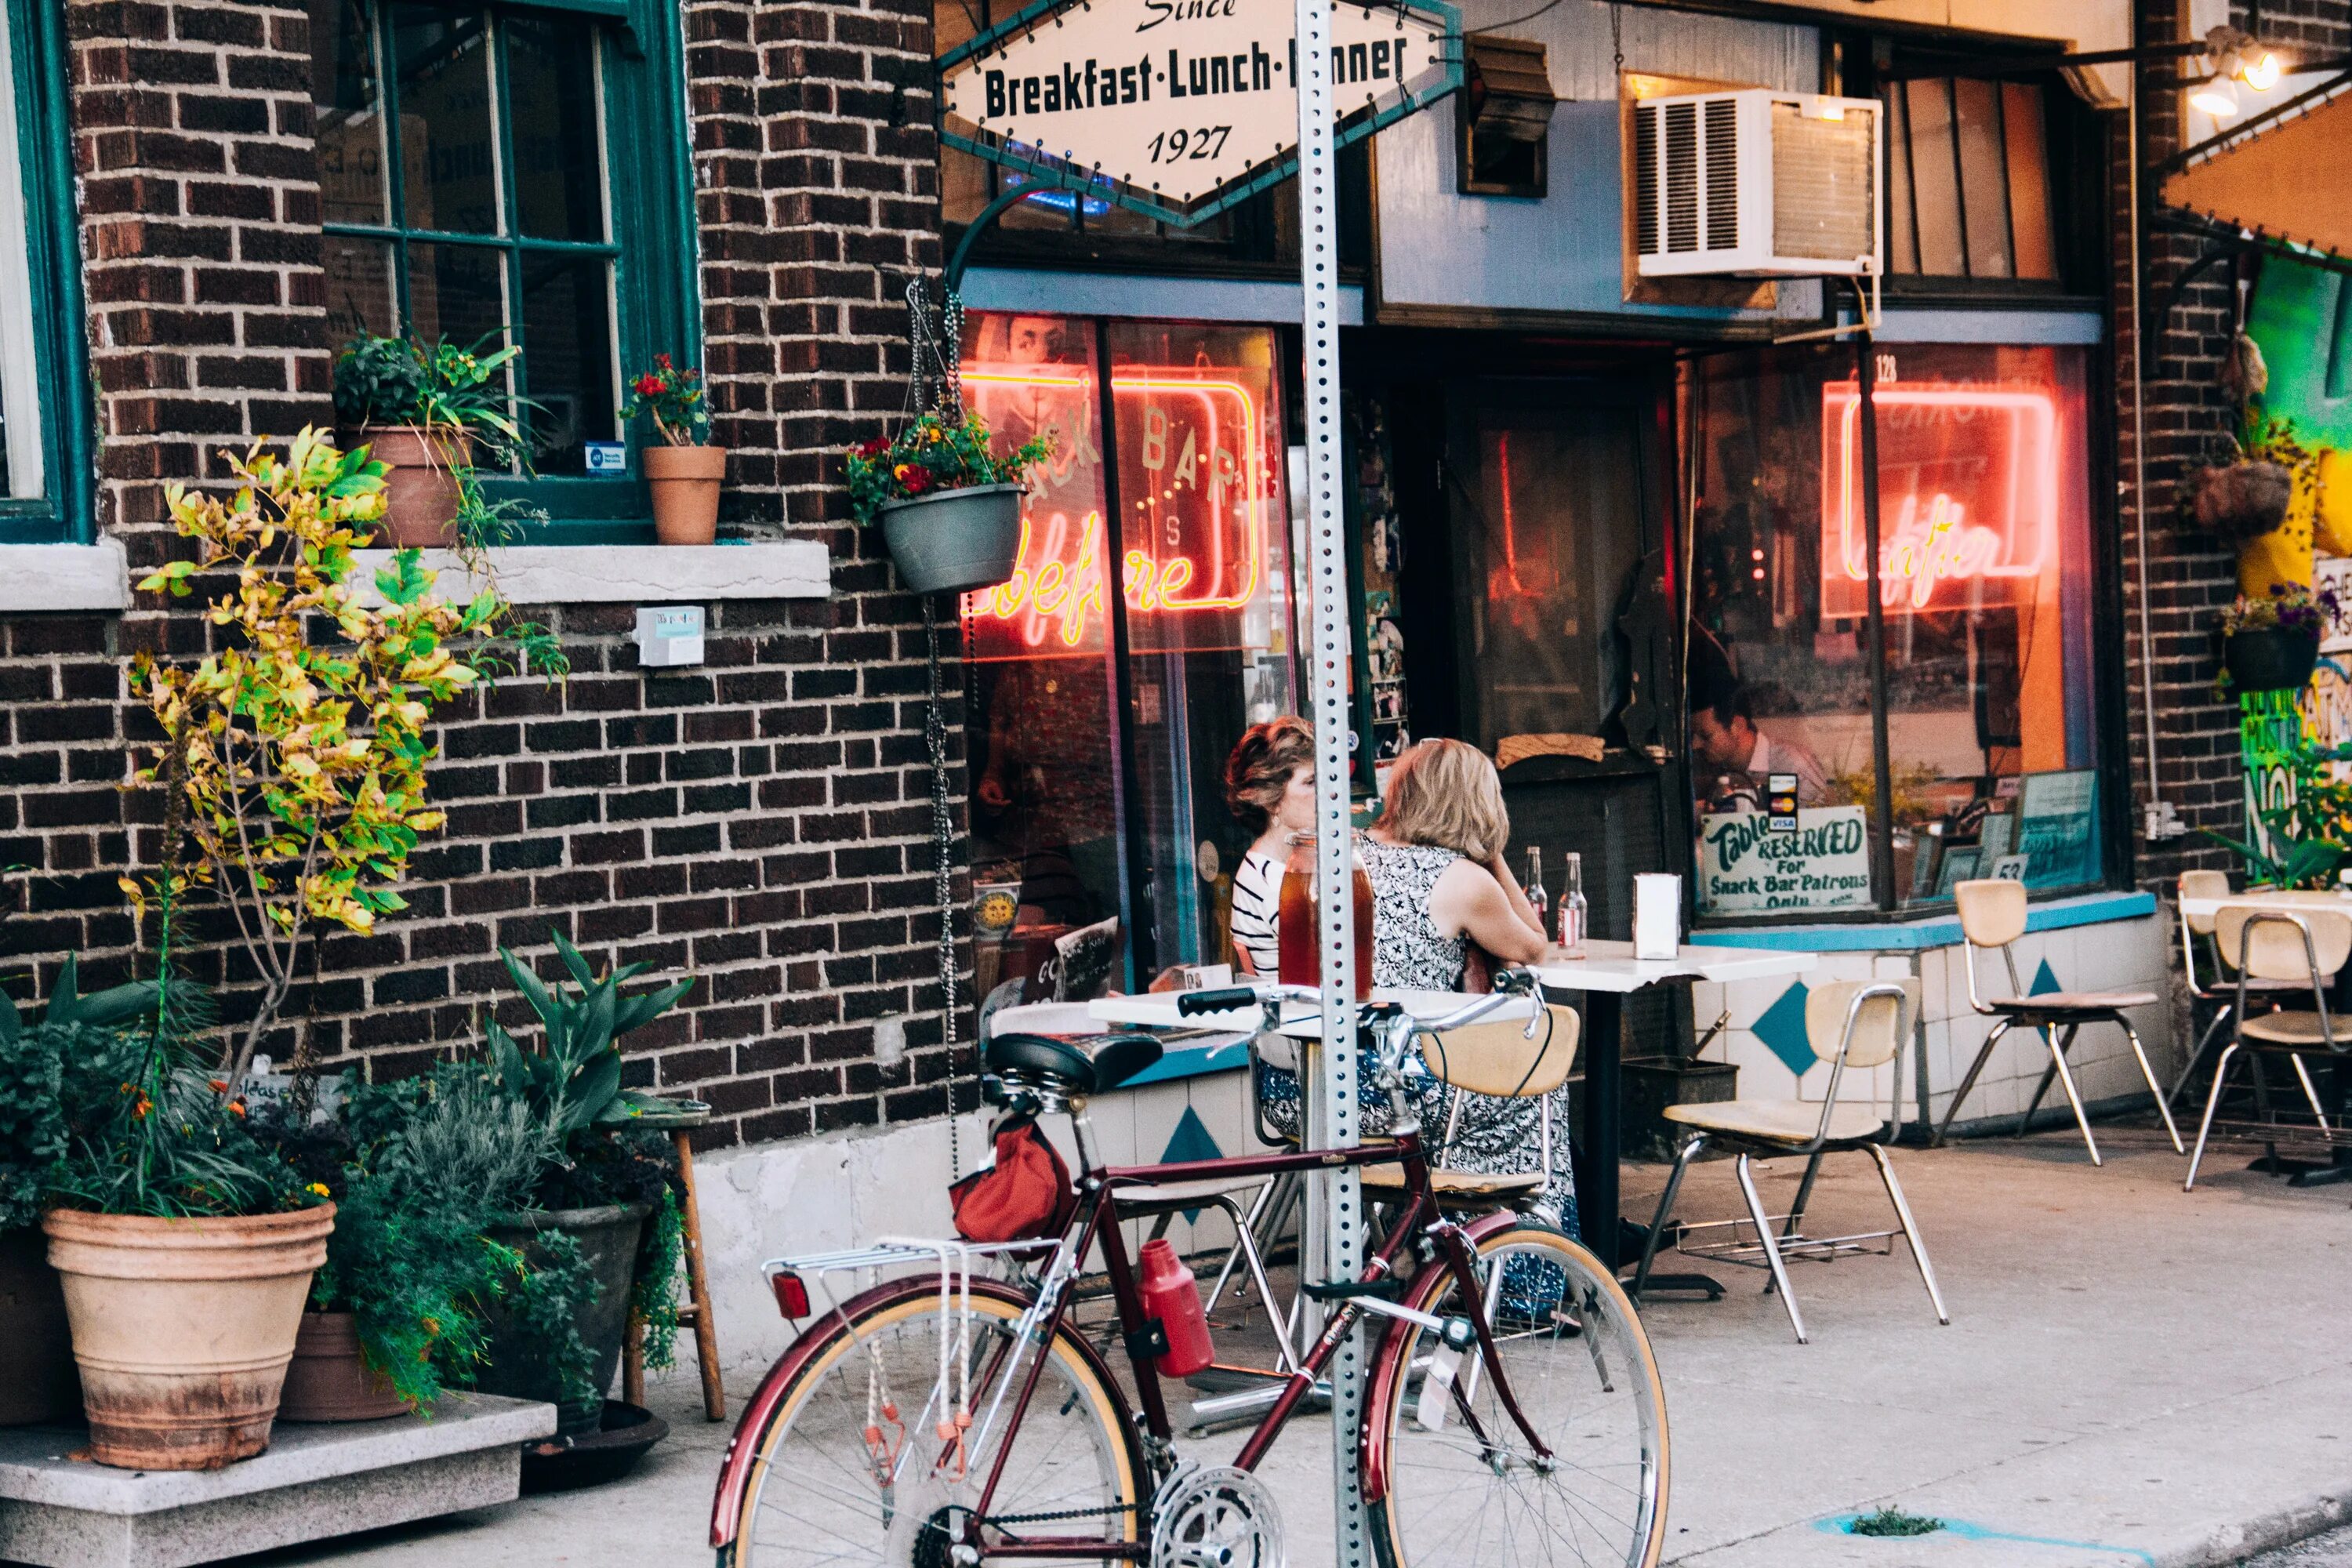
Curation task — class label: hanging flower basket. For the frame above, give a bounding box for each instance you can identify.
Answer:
[877,482,1027,594]
[2225,626,2322,691]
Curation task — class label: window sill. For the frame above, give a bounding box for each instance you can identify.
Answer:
[1690,891,2157,953]
[350,543,830,604]
[0,540,129,612]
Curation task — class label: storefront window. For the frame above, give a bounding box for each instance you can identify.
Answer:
[962,314,1296,996]
[1687,342,2102,919]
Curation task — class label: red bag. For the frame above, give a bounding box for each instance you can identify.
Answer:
[949,1120,1076,1243]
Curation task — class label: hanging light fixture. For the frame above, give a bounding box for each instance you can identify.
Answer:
[2241,49,2284,91]
[2190,77,2242,118]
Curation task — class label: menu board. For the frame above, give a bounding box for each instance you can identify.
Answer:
[2016,770,2100,891]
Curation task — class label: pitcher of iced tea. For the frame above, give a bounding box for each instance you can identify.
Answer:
[1276,833,1375,1001]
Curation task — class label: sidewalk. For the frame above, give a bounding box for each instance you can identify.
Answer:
[220,1127,2352,1567]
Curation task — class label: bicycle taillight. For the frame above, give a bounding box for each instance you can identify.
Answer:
[771,1269,811,1318]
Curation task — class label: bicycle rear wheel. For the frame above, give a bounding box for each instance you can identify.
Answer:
[731,1282,1145,1568]
[1367,1221,1669,1568]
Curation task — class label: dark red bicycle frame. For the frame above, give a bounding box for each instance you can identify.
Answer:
[957,1124,1553,1563]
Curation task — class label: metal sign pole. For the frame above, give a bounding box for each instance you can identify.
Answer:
[1292,2,1365,1563]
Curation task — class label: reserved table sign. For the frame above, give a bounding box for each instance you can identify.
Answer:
[1698,806,1874,915]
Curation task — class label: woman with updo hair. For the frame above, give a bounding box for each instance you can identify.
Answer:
[1220,715,1316,976]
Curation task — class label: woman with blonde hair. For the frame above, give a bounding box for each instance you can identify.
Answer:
[1361,739,1574,1236]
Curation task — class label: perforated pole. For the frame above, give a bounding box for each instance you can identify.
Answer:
[1291,2,1365,1562]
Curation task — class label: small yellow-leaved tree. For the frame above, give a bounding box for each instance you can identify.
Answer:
[128,427,558,1085]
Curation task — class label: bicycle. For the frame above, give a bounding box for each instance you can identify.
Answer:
[709,973,1671,1568]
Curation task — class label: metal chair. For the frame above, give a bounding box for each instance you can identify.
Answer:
[1630,979,1947,1344]
[2184,905,2352,1190]
[1358,1004,1582,1213]
[1934,878,2182,1163]
[2168,870,2305,1117]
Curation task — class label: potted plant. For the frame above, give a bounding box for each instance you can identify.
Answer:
[2221,583,2336,693]
[273,1069,555,1421]
[331,333,532,548]
[466,931,693,1439]
[42,978,332,1469]
[845,405,1051,594]
[622,354,725,546]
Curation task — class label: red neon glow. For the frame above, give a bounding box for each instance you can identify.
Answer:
[959,364,1273,650]
[1820,383,2058,615]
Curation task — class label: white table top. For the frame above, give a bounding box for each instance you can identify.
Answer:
[1086,986,1537,1036]
[2178,887,2352,921]
[1530,939,1820,993]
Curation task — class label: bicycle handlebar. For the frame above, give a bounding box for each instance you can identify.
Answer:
[1170,969,1541,1031]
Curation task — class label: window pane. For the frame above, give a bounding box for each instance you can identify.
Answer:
[517,252,616,472]
[1952,78,2013,278]
[310,0,388,227]
[506,16,605,243]
[957,312,1131,987]
[1105,320,1297,970]
[1882,85,1919,274]
[392,5,499,235]
[1903,80,1964,276]
[405,238,506,352]
[2002,82,2056,281]
[323,232,398,346]
[0,1,42,499]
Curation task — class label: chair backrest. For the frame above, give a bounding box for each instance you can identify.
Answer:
[2215,904,2352,984]
[1419,1005,1581,1098]
[1804,979,1918,1070]
[2179,869,2230,937]
[1954,878,2027,949]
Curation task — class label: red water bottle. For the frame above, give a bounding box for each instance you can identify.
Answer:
[1138,1240,1214,1376]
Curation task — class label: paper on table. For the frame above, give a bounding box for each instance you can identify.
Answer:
[1633,873,1681,960]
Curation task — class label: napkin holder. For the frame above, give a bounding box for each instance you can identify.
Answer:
[1633,873,1681,960]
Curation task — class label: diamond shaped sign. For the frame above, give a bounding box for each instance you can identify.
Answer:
[940,0,1461,227]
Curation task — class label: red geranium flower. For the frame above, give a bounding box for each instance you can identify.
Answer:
[895,462,935,495]
[633,372,664,397]
[853,437,889,459]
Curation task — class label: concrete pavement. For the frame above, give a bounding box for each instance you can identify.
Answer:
[217,1125,2352,1567]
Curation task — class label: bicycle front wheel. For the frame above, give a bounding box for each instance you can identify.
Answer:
[732,1282,1146,1568]
[1367,1221,1670,1568]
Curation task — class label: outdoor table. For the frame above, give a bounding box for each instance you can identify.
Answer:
[1531,941,1820,1269]
[2175,886,2352,1185]
[1086,987,1539,1035]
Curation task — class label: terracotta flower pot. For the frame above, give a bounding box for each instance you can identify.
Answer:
[350,425,470,548]
[644,445,726,545]
[0,1227,81,1425]
[878,481,1027,594]
[44,1204,336,1470]
[279,1309,411,1423]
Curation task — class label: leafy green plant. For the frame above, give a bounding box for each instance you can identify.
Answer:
[843,406,1051,524]
[129,430,564,1088]
[1847,1508,1941,1538]
[0,956,172,1229]
[2222,582,2339,638]
[622,354,710,448]
[485,930,695,1138]
[332,333,531,470]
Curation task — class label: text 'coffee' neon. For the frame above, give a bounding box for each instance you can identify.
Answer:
[959,363,1273,650]
[1820,383,2059,616]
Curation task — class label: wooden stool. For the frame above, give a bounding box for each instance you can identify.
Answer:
[624,1102,725,1421]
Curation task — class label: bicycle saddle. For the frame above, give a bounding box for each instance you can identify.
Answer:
[985,1032,1163,1094]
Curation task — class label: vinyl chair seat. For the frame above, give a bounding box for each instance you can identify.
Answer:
[2238,1010,2347,1048]
[1662,1098,1890,1145]
[1358,1163,1545,1197]
[1987,989,2159,1015]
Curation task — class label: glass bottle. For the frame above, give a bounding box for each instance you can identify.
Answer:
[1557,851,1588,955]
[1277,833,1377,1002]
[1523,845,1548,927]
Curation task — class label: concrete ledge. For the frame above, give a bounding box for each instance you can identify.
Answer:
[351,542,829,604]
[0,1392,555,1568]
[0,540,129,612]
[1692,890,2158,953]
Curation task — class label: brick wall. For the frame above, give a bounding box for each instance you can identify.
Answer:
[1,0,973,1153]
[2115,0,2352,894]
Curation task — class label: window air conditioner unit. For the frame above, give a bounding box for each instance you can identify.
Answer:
[1632,89,1881,278]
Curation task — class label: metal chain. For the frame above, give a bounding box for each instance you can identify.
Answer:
[905,277,935,419]
[925,595,964,1179]
[1610,2,1623,74]
[942,292,966,412]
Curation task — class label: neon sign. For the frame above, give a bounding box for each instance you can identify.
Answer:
[1820,383,2059,617]
[960,362,1279,653]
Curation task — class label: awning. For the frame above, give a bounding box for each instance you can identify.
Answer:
[2162,82,2352,261]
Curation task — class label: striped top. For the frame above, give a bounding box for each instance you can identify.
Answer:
[1229,848,1283,975]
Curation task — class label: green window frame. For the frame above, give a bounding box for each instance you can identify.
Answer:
[0,0,95,543]
[312,0,699,540]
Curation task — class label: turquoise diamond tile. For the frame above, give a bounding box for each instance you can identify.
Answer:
[1751,981,1814,1078]
[1160,1105,1222,1221]
[2031,959,2061,996]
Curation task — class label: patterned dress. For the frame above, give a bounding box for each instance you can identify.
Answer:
[1254,834,1579,1241]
